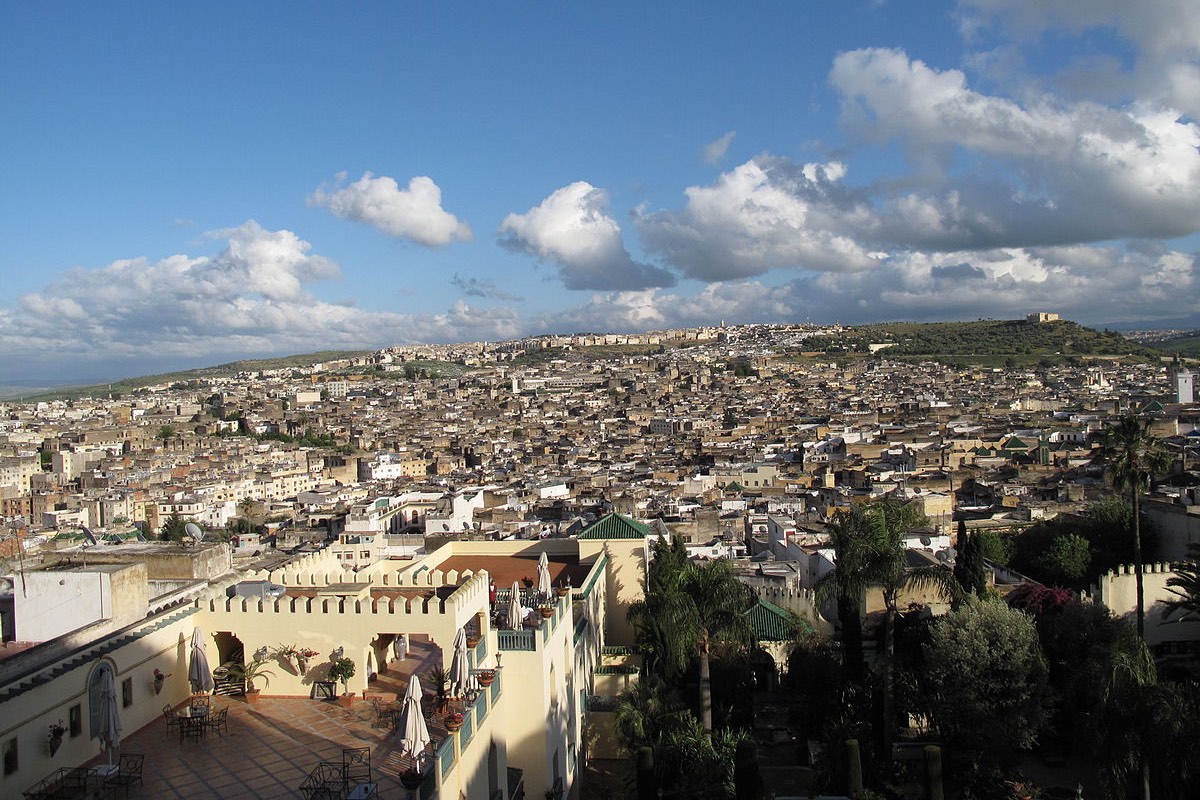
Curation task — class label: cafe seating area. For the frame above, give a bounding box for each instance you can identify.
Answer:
[61,637,445,798]
[21,756,144,800]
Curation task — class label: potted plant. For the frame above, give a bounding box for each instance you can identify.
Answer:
[296,647,319,674]
[230,653,275,705]
[538,603,554,619]
[476,669,495,687]
[47,721,66,756]
[153,668,170,695]
[426,665,450,714]
[444,711,464,732]
[273,644,299,672]
[399,766,424,789]
[465,632,480,649]
[328,657,357,706]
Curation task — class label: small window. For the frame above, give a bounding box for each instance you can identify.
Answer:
[2,738,16,776]
[69,705,82,737]
[122,678,133,708]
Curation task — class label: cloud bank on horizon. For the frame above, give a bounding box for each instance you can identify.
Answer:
[1,0,1197,382]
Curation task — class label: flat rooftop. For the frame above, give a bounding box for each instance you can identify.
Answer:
[436,553,593,590]
[77,636,458,798]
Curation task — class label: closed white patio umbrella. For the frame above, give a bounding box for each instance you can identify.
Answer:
[537,551,553,599]
[188,627,214,694]
[448,628,478,699]
[508,581,523,630]
[397,674,431,762]
[97,669,122,764]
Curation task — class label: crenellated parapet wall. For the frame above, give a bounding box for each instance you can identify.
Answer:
[755,586,832,635]
[1088,562,1200,648]
[195,569,491,697]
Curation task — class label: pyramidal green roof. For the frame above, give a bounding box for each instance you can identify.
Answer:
[578,512,651,540]
[744,598,811,642]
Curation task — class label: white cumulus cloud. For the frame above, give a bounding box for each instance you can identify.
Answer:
[498,182,676,291]
[309,172,472,247]
[0,222,516,382]
[637,158,877,282]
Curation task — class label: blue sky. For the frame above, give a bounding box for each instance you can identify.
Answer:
[1,1,1197,384]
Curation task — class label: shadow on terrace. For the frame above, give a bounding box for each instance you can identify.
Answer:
[79,638,452,799]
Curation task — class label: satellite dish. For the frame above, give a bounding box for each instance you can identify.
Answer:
[186,522,203,541]
[81,525,98,546]
[919,536,932,547]
[442,524,450,532]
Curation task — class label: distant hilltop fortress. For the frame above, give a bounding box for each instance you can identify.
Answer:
[1026,312,1061,323]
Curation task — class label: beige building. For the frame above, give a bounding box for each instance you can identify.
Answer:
[0,513,657,799]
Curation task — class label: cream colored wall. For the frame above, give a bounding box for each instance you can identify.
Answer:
[493,591,577,800]
[1090,562,1200,647]
[198,568,490,697]
[0,610,196,798]
[578,539,647,647]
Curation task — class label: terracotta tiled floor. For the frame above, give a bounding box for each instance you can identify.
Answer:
[88,639,449,798]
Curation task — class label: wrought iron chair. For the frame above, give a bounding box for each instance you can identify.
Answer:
[204,706,230,736]
[104,754,145,798]
[342,746,372,790]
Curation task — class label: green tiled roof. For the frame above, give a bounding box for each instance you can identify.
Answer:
[745,599,810,642]
[578,512,651,540]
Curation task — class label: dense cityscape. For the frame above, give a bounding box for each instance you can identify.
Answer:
[1,319,1199,798]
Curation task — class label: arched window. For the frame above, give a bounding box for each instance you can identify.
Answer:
[87,661,116,740]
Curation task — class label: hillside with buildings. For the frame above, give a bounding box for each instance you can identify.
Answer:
[1,319,1199,797]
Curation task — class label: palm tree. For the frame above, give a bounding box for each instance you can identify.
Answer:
[815,507,870,680]
[818,498,960,762]
[1093,414,1170,638]
[679,559,753,733]
[1163,543,1200,622]
[628,552,752,734]
[237,497,257,534]
[862,498,960,762]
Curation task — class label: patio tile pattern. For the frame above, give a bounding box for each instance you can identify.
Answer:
[83,638,450,798]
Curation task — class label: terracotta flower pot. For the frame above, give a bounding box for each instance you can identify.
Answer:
[48,734,62,757]
[465,635,480,649]
[445,718,463,732]
[539,606,553,618]
[337,693,356,709]
[477,672,495,687]
[245,689,262,706]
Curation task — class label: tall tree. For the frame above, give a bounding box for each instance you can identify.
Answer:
[954,518,987,599]
[628,550,752,734]
[923,597,1048,783]
[816,508,870,679]
[819,499,960,762]
[1093,414,1170,638]
[679,559,753,733]
[237,497,257,534]
[860,498,960,763]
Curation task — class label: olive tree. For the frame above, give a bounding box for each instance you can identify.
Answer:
[923,597,1047,777]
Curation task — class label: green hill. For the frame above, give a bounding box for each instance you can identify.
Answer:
[795,319,1158,366]
[1148,333,1200,358]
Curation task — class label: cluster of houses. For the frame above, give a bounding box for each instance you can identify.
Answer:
[1,322,1199,796]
